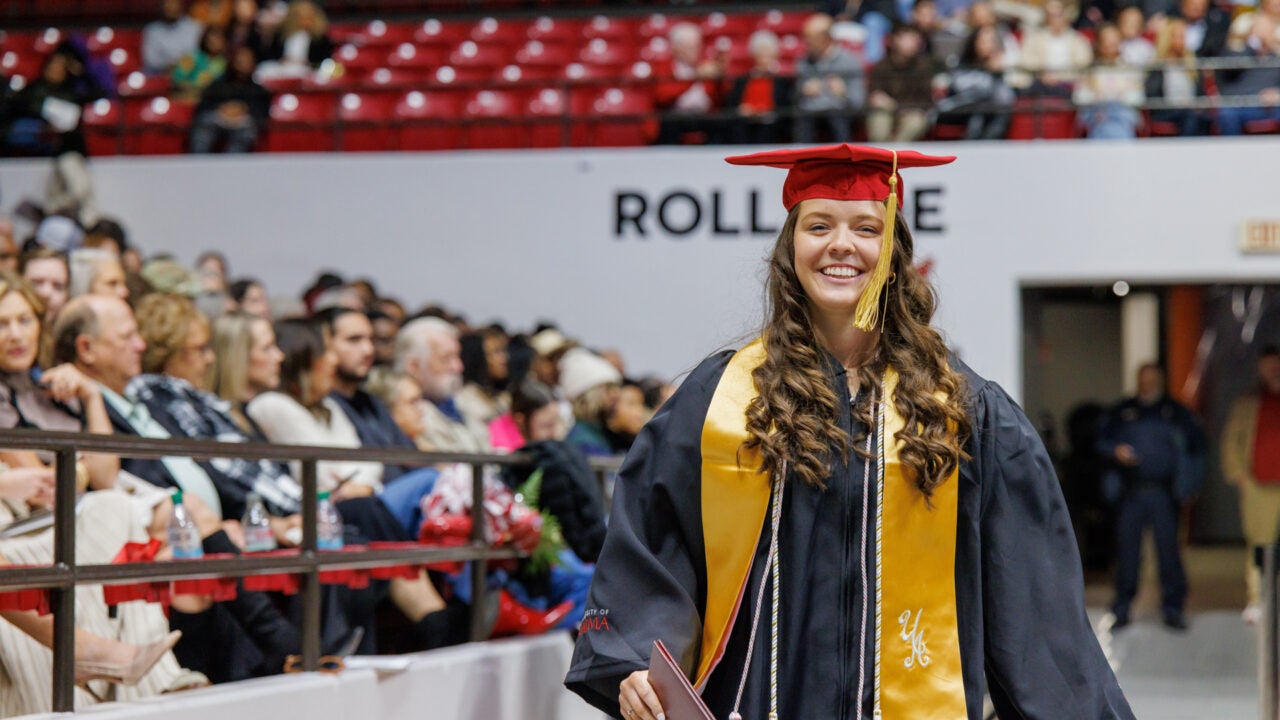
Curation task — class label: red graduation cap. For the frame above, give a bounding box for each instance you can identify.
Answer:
[724,144,956,330]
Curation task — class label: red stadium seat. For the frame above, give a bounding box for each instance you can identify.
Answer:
[338,91,396,151]
[394,89,463,150]
[263,92,337,152]
[526,16,583,44]
[449,41,510,71]
[363,67,421,87]
[356,19,416,48]
[32,28,63,55]
[639,37,672,64]
[414,18,469,47]
[526,87,569,147]
[470,17,529,45]
[117,70,171,97]
[433,63,494,84]
[570,86,654,147]
[125,96,192,154]
[701,12,757,39]
[515,40,573,69]
[106,47,142,77]
[82,98,123,156]
[336,43,391,74]
[578,38,632,69]
[1006,99,1078,140]
[463,89,525,148]
[756,10,809,37]
[583,15,638,41]
[561,62,629,83]
[639,14,687,39]
[385,42,446,75]
[0,50,42,83]
[87,26,141,54]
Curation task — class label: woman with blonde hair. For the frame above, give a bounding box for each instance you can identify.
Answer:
[256,0,333,79]
[566,146,1133,720]
[1145,17,1207,136]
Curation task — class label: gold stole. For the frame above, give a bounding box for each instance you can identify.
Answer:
[696,341,966,719]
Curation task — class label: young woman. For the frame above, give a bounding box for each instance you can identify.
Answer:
[566,145,1133,720]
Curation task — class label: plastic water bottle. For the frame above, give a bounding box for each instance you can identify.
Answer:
[316,491,344,551]
[241,492,277,553]
[168,491,204,559]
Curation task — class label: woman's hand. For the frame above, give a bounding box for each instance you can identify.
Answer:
[0,467,56,506]
[40,364,102,405]
[618,670,665,720]
[271,514,302,546]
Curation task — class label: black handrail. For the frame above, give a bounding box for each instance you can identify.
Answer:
[0,427,623,712]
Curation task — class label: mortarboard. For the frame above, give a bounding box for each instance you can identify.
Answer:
[725,144,955,330]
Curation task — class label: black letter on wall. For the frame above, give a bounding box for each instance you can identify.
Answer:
[658,191,702,236]
[913,187,945,234]
[615,192,648,237]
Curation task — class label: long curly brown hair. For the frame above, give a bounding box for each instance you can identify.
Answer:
[742,205,972,497]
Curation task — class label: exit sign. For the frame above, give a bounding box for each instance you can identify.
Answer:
[1242,221,1280,253]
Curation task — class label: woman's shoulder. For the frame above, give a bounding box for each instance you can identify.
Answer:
[246,391,308,421]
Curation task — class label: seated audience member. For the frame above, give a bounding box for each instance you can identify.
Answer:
[1117,7,1155,66]
[256,0,334,80]
[725,30,794,145]
[457,326,510,426]
[1177,0,1230,57]
[496,380,605,630]
[82,218,130,259]
[209,311,283,433]
[2,41,111,159]
[912,0,968,66]
[824,0,898,64]
[1229,0,1280,52]
[48,293,299,683]
[638,376,676,412]
[1018,0,1093,93]
[246,319,382,495]
[1146,18,1207,135]
[20,248,69,325]
[142,0,204,75]
[68,248,128,301]
[653,22,726,144]
[603,379,649,454]
[189,46,271,154]
[226,0,267,56]
[172,27,228,101]
[867,23,939,142]
[794,14,864,143]
[195,252,228,294]
[136,297,464,651]
[1074,24,1145,139]
[229,278,271,318]
[368,308,399,367]
[1215,14,1280,135]
[319,308,441,532]
[395,317,491,452]
[0,219,16,274]
[939,24,1015,138]
[558,348,623,458]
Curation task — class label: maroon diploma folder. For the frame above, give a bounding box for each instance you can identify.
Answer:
[648,640,715,720]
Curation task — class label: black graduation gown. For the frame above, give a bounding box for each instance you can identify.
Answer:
[565,351,1134,720]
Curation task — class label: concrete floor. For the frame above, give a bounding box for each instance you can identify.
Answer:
[1086,544,1259,720]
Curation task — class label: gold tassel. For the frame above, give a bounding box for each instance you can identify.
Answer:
[853,152,898,331]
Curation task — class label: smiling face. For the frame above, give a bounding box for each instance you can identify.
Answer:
[0,291,41,375]
[792,198,886,322]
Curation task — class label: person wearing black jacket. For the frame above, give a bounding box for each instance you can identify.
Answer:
[189,46,271,153]
[1,40,111,157]
[1177,0,1231,56]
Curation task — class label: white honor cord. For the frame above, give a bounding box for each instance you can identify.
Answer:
[728,462,787,720]
[872,377,887,719]
[855,390,876,718]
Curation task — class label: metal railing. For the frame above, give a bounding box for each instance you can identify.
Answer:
[0,427,622,713]
[1260,544,1279,720]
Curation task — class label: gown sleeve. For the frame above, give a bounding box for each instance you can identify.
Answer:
[564,352,733,717]
[974,381,1136,720]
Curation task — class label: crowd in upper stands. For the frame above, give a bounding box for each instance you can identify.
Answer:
[0,200,661,714]
[1,0,1279,153]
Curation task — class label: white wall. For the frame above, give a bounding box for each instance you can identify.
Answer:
[4,139,1280,396]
